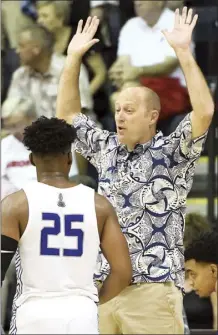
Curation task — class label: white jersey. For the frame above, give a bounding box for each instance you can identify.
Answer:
[13,182,100,308]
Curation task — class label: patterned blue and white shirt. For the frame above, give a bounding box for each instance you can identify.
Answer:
[73,113,207,290]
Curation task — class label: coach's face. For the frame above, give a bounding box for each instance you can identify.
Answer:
[185,259,217,297]
[115,88,157,151]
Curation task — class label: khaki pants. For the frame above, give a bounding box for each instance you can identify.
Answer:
[98,282,184,334]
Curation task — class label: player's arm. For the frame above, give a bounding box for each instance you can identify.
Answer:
[56,17,99,124]
[163,7,214,139]
[95,194,132,304]
[1,192,21,286]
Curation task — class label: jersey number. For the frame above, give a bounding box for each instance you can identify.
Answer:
[40,213,84,257]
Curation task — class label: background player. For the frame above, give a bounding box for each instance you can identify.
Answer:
[1,116,132,334]
[185,231,218,298]
[185,231,218,330]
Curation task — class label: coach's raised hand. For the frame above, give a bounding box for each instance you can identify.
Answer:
[67,16,100,58]
[162,7,214,140]
[57,16,99,123]
[162,7,198,51]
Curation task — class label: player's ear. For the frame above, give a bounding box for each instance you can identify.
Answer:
[29,153,35,166]
[210,264,217,279]
[67,152,72,166]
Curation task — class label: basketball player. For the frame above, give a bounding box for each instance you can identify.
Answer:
[185,231,218,330]
[1,116,132,334]
[185,231,218,298]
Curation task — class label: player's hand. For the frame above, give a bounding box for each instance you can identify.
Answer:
[162,7,198,51]
[67,16,100,58]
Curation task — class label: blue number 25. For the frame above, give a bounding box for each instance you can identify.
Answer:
[40,213,84,257]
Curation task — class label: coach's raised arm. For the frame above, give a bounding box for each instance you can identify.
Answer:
[162,7,214,138]
[56,16,115,170]
[56,17,100,124]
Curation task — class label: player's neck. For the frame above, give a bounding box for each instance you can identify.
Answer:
[38,172,69,184]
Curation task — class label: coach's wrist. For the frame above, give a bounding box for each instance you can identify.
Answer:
[65,54,82,69]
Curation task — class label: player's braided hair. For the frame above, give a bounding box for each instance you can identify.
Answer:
[23,116,76,155]
[185,231,218,264]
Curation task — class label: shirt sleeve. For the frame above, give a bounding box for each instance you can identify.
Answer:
[164,113,208,161]
[73,113,117,171]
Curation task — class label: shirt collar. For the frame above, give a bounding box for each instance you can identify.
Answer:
[118,130,163,156]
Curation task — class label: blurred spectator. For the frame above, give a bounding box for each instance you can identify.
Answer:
[1,97,38,191]
[1,1,35,102]
[36,1,73,54]
[2,0,35,49]
[90,0,120,68]
[36,0,110,135]
[167,0,184,11]
[88,1,121,130]
[21,0,38,20]
[183,213,214,330]
[1,96,79,195]
[37,1,107,100]
[1,16,6,101]
[109,0,193,134]
[6,24,92,118]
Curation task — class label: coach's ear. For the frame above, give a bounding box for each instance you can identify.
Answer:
[67,152,72,166]
[29,153,35,166]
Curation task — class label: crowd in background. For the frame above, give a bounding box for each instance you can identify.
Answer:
[1,0,217,332]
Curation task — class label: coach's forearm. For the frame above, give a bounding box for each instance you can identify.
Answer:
[56,55,82,124]
[99,271,131,304]
[176,48,214,117]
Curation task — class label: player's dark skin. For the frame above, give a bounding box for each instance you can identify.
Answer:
[1,152,132,304]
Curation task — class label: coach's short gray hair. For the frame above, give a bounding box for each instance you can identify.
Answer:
[2,96,37,119]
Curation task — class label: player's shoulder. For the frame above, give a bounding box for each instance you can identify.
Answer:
[1,189,27,214]
[94,193,114,215]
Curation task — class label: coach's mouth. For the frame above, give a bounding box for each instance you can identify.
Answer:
[117,126,126,133]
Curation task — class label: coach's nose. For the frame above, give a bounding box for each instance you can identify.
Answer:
[116,109,126,124]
